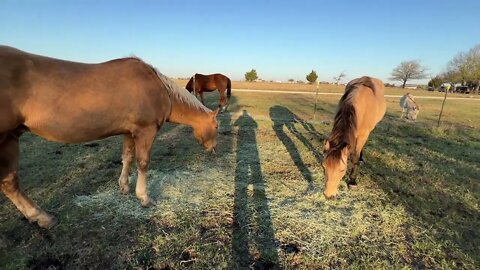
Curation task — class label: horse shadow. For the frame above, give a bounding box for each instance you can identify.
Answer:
[231,110,278,269]
[269,105,325,190]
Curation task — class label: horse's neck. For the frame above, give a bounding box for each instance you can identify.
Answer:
[168,98,210,127]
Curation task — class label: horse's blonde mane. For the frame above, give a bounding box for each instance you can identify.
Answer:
[154,69,212,113]
[125,56,211,113]
[154,69,211,112]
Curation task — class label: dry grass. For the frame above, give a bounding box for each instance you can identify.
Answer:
[0,88,479,269]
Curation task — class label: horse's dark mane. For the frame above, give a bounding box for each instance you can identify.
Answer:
[324,76,375,164]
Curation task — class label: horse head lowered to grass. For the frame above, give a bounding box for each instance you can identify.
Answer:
[0,46,218,228]
[400,93,420,121]
[322,76,386,199]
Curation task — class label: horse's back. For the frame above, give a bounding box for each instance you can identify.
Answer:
[195,73,229,91]
[0,46,170,142]
[350,76,386,132]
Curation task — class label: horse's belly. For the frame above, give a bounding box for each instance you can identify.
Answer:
[25,117,126,143]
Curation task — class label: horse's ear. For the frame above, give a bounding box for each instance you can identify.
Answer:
[212,108,220,117]
[324,140,330,152]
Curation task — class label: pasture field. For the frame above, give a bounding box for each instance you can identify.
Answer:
[0,85,479,269]
[176,79,480,98]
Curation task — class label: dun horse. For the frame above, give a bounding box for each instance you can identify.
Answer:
[0,46,219,228]
[322,76,386,199]
[185,73,231,111]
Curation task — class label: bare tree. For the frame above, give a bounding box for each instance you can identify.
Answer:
[390,60,428,88]
[465,45,480,94]
[448,52,472,85]
[471,45,480,94]
[445,44,480,94]
[333,71,346,85]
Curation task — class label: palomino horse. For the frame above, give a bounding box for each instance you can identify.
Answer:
[185,73,231,111]
[0,46,219,228]
[400,93,419,121]
[322,76,386,199]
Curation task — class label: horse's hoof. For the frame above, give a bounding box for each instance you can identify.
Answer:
[119,185,130,195]
[348,183,358,190]
[36,214,58,229]
[140,197,157,208]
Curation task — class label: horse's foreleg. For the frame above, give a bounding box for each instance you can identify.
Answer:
[118,134,135,194]
[133,126,158,207]
[0,134,56,228]
[348,135,369,188]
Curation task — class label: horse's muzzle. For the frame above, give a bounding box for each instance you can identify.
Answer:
[323,192,337,200]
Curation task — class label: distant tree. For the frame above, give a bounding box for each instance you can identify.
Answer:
[384,83,395,87]
[245,69,258,82]
[428,76,443,89]
[439,70,458,83]
[471,45,480,94]
[306,70,318,84]
[446,44,480,94]
[447,52,471,85]
[333,71,346,84]
[288,78,295,83]
[390,60,428,88]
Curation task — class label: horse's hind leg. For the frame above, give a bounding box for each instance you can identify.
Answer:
[118,134,135,194]
[0,134,56,228]
[359,149,364,163]
[218,89,228,112]
[133,126,158,207]
[348,134,369,188]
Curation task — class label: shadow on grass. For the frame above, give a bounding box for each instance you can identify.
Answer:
[269,105,325,190]
[365,114,480,268]
[232,110,278,269]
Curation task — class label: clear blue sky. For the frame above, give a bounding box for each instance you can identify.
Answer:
[1,0,479,84]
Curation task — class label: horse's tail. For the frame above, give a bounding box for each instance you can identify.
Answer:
[226,78,231,100]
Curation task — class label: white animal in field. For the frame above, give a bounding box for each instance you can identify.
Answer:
[400,93,419,121]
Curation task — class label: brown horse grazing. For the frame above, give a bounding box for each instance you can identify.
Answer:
[322,76,386,199]
[185,73,231,112]
[0,46,219,228]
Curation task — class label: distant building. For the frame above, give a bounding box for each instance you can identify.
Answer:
[404,84,417,89]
